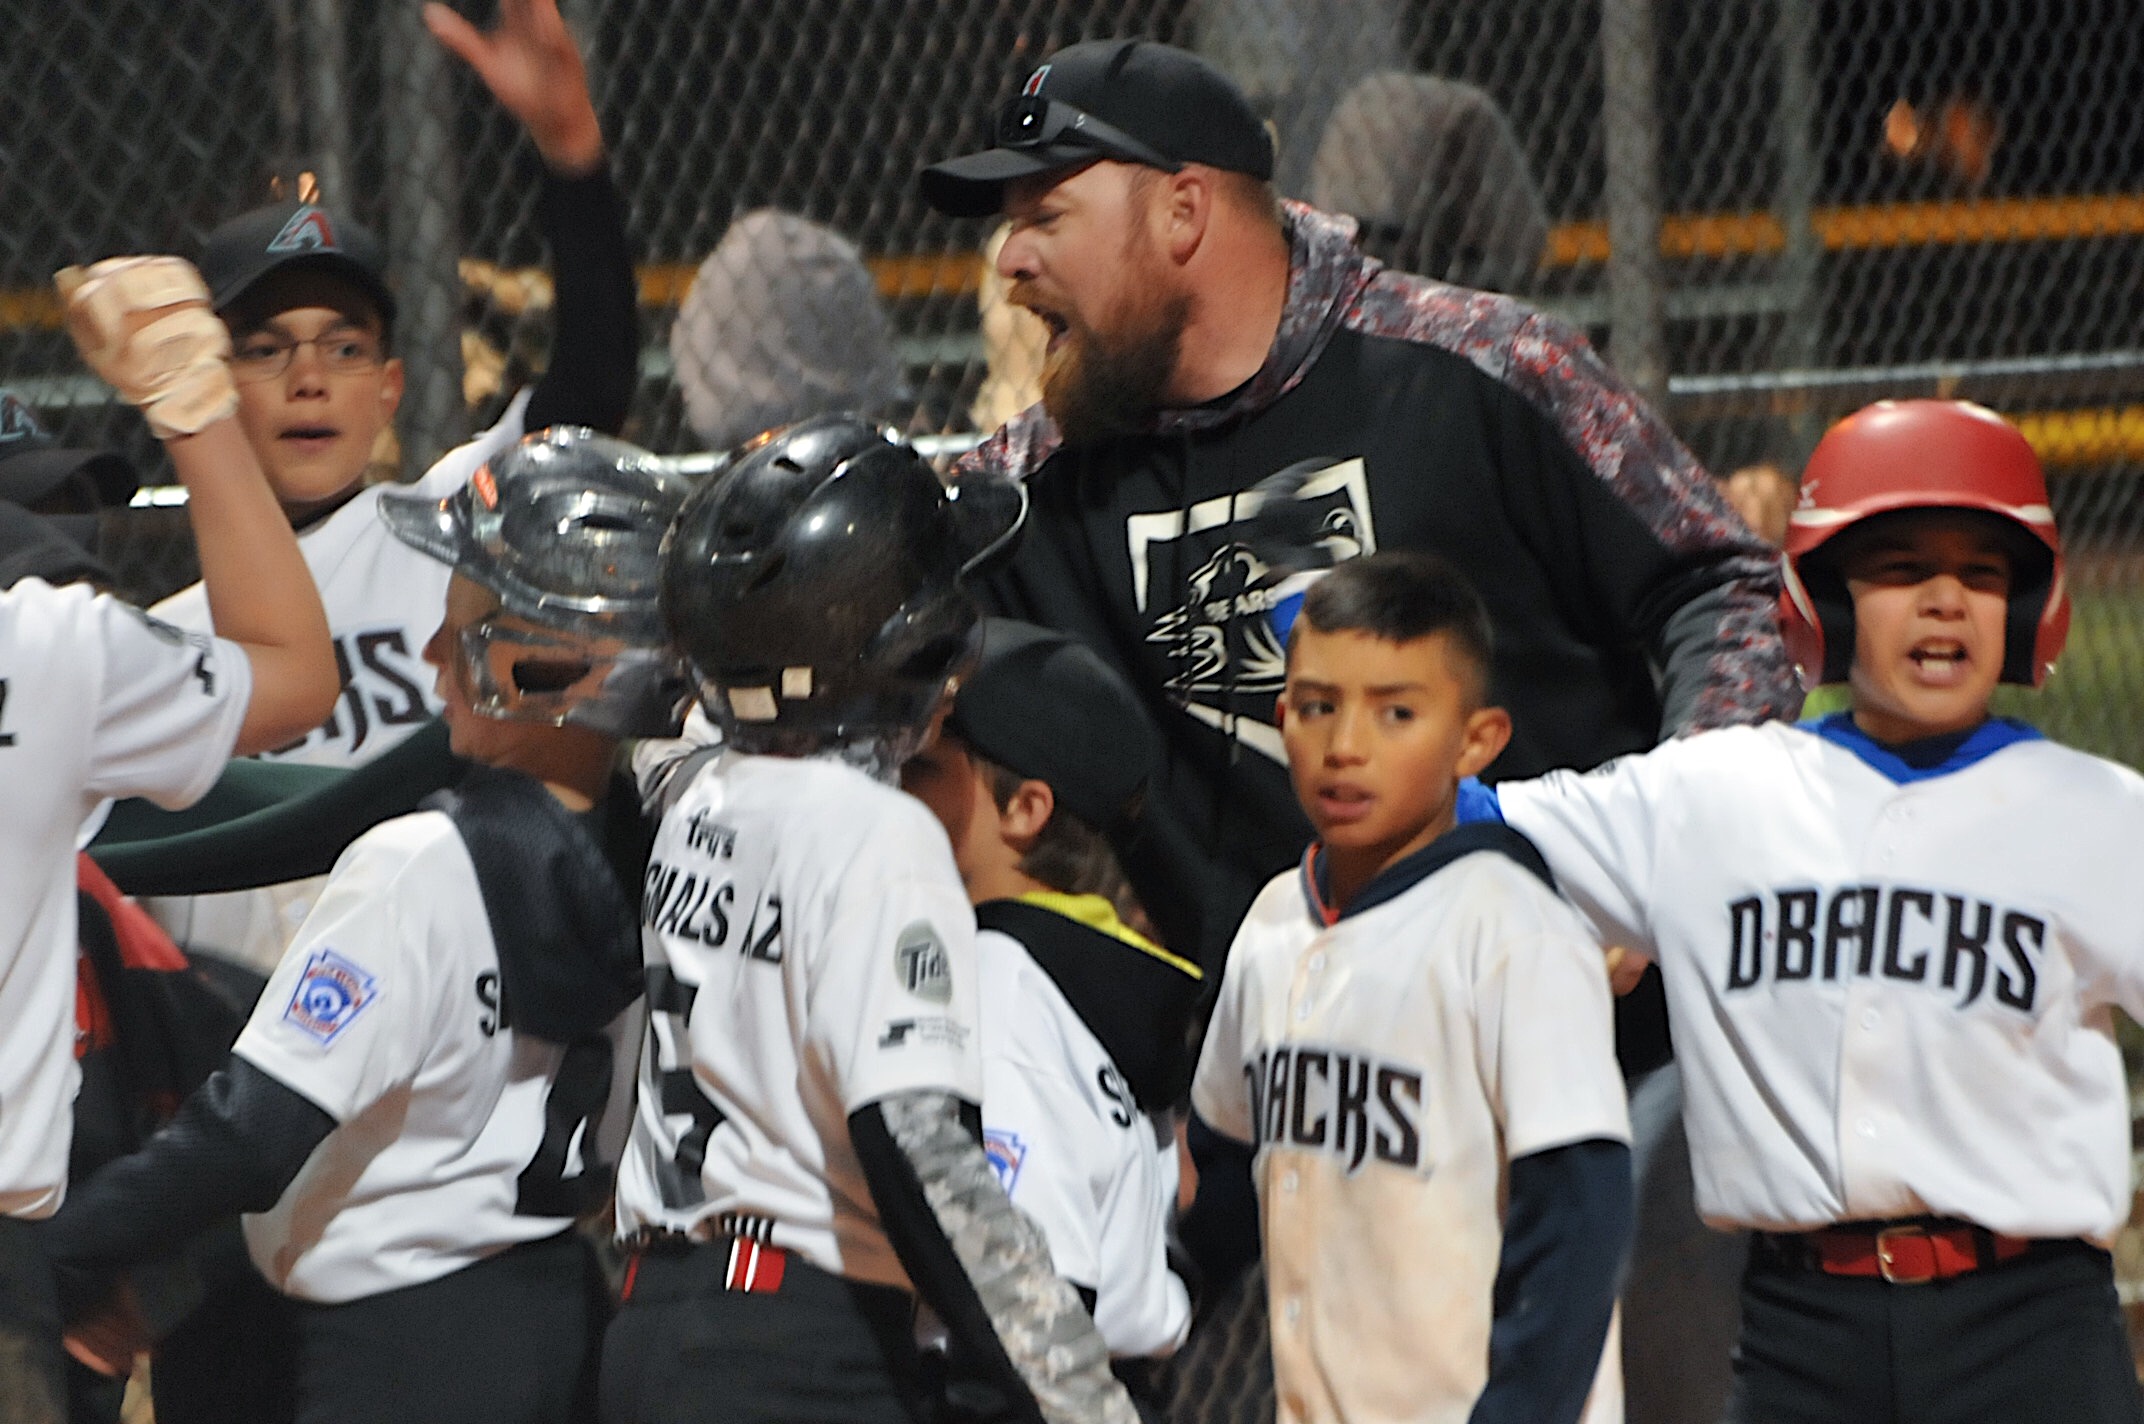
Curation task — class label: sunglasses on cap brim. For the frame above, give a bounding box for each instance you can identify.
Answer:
[994,95,1183,174]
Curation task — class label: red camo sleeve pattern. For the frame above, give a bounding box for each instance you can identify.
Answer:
[1345,270,1800,730]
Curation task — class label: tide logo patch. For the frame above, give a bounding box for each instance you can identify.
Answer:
[895,922,952,1003]
[984,1128,1028,1195]
[283,948,378,1045]
[267,206,339,255]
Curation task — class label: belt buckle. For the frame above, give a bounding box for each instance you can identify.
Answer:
[1875,1225,1935,1284]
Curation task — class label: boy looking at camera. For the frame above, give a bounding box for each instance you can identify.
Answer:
[1192,550,1632,1424]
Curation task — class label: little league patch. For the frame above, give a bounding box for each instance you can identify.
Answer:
[284,947,379,1045]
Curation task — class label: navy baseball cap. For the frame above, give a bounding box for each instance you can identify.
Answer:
[921,39,1275,218]
[0,391,138,549]
[946,618,1160,832]
[200,201,396,324]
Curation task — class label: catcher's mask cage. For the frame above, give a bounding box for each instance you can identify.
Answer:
[381,425,696,738]
[659,413,1019,757]
[1779,399,2070,690]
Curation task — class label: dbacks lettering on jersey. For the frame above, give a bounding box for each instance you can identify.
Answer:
[1241,1042,1424,1172]
[270,627,432,759]
[1725,884,2044,1012]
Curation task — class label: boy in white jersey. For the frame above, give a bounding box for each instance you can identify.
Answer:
[607,415,1137,1424]
[44,428,690,1423]
[0,255,336,1421]
[1191,551,1633,1424]
[900,618,1201,1414]
[1475,399,2144,1423]
[145,0,637,976]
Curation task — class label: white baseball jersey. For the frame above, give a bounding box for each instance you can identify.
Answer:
[0,580,250,1217]
[234,807,620,1303]
[152,389,531,769]
[1496,715,2144,1244]
[977,912,1191,1359]
[1193,845,1628,1424]
[617,749,984,1289]
[146,394,532,973]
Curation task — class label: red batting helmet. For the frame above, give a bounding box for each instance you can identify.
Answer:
[1779,399,2069,689]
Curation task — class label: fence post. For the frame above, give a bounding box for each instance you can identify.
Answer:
[381,0,466,475]
[1599,0,1668,405]
[1773,0,1824,458]
[300,0,354,207]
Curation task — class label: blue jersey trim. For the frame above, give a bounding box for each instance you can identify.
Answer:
[1808,712,2042,784]
[1456,776,1505,825]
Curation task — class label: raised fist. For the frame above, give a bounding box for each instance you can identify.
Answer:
[55,256,237,438]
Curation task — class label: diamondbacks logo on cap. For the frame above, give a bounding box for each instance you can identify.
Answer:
[1022,64,1051,97]
[894,921,952,1003]
[0,393,40,446]
[282,947,379,1045]
[267,206,340,256]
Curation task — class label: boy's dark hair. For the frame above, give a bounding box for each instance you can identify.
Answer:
[974,752,1141,914]
[1294,551,1495,689]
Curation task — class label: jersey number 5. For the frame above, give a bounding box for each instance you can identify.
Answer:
[646,965,727,1208]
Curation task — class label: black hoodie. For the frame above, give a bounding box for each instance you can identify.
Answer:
[960,203,1798,969]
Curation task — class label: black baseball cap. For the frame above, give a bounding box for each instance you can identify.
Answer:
[199,201,396,325]
[0,391,138,549]
[921,38,1275,218]
[0,500,113,590]
[946,618,1160,832]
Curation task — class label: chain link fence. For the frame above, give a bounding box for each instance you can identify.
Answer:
[7,0,2144,1409]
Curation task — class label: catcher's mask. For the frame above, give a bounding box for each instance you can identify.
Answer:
[381,425,696,738]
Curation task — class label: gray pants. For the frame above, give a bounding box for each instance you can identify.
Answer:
[1622,1062,1747,1424]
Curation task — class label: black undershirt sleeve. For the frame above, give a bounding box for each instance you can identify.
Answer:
[1176,1114,1260,1296]
[521,164,638,436]
[1470,1136,1634,1424]
[43,1057,335,1321]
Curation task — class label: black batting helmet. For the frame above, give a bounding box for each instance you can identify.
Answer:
[659,415,983,754]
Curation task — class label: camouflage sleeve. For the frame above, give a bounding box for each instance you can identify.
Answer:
[1499,308,1800,732]
[867,1090,1137,1424]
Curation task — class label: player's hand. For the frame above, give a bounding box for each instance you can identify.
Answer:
[1604,944,1654,997]
[62,1284,152,1378]
[425,0,604,176]
[55,257,237,440]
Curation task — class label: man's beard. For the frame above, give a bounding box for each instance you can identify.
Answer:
[1040,286,1190,447]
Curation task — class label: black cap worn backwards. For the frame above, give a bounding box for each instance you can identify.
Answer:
[947,618,1161,832]
[921,38,1275,218]
[199,201,396,324]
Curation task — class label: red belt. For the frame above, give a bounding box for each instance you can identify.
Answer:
[620,1231,789,1301]
[1763,1221,2033,1284]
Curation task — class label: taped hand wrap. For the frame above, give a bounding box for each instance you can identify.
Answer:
[56,257,238,437]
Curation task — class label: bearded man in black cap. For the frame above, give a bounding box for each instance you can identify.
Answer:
[923,38,1795,1424]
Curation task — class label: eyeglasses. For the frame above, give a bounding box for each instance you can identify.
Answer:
[994,94,1182,174]
[230,331,386,383]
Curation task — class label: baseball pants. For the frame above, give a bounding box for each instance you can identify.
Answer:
[0,1218,65,1424]
[1728,1235,2144,1424]
[599,1243,933,1424]
[287,1228,604,1424]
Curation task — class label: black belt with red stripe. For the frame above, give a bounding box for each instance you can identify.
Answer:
[622,1213,788,1299]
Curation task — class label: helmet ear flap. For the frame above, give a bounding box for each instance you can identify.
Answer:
[1778,551,1855,689]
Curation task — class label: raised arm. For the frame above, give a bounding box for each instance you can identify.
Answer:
[56,258,336,754]
[427,0,638,434]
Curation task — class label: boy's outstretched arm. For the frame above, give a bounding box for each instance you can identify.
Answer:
[426,0,639,435]
[56,259,336,754]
